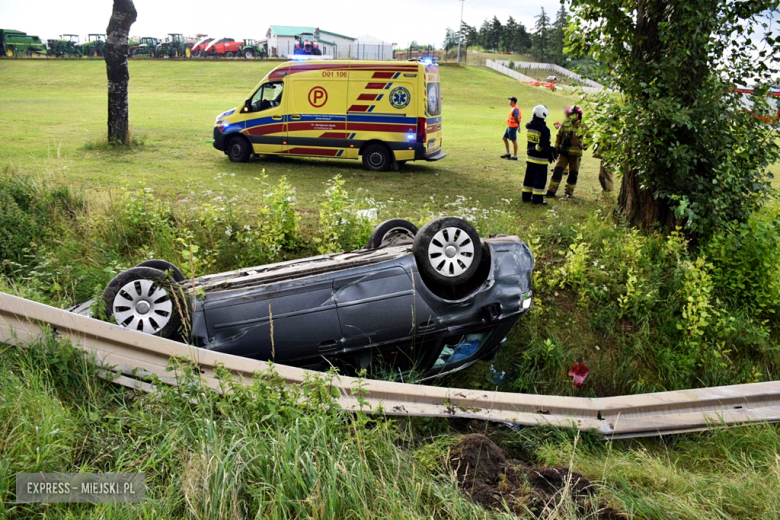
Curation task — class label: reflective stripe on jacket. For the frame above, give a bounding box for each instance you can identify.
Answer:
[555,120,589,156]
[526,117,551,164]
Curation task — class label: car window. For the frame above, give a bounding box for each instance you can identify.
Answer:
[250,82,284,112]
[431,331,492,371]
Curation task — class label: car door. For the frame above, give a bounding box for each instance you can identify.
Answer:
[284,74,349,157]
[202,277,342,363]
[244,81,287,155]
[334,266,419,350]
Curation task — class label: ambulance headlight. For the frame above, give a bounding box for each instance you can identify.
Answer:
[215,117,224,127]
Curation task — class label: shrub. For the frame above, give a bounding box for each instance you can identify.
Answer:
[315,175,375,254]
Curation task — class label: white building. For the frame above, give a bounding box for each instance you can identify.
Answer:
[264,26,357,58]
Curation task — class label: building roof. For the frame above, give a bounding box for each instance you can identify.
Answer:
[268,25,356,41]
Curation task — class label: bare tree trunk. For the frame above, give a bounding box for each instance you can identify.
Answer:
[105,0,137,144]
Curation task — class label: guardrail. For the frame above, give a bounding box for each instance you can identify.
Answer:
[1,291,779,439]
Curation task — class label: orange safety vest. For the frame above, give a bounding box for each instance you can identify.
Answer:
[507,106,521,128]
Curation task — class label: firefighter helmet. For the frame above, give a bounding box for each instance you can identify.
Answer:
[532,105,548,119]
[569,105,584,120]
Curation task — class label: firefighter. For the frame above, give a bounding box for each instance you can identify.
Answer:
[522,105,557,206]
[500,97,522,160]
[547,105,589,198]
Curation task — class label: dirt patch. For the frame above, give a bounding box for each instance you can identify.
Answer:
[449,434,625,518]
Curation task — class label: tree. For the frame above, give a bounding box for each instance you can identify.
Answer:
[105,0,137,144]
[443,27,458,58]
[569,0,780,234]
[551,5,568,65]
[460,22,478,49]
[532,7,551,62]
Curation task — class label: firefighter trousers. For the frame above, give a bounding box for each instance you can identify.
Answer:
[548,155,582,195]
[523,161,549,204]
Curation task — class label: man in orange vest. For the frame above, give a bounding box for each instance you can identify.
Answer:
[500,97,522,161]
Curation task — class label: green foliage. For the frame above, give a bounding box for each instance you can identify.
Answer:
[569,0,780,234]
[315,175,376,254]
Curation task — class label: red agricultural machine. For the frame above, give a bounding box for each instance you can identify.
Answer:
[294,31,322,56]
[190,36,214,57]
[203,37,242,58]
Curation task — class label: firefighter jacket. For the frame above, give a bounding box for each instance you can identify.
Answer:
[555,119,590,156]
[526,116,553,165]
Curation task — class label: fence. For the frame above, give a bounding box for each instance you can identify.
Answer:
[487,60,605,94]
[3,290,780,439]
[495,60,605,90]
[272,41,394,60]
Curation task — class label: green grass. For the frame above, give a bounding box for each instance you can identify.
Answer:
[0,60,602,228]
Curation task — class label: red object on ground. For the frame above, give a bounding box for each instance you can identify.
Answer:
[568,362,590,388]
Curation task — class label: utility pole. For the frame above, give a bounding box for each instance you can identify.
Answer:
[456,0,464,63]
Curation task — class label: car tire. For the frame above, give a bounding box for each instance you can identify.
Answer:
[362,144,392,172]
[367,219,418,249]
[227,135,252,163]
[413,217,482,287]
[136,260,186,283]
[103,267,182,339]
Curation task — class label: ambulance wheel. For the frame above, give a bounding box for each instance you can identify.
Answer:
[227,135,252,163]
[362,144,392,172]
[367,219,418,249]
[413,217,482,287]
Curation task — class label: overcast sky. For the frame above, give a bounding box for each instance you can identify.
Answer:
[0,0,554,46]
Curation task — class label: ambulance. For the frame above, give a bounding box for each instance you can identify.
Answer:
[213,59,445,171]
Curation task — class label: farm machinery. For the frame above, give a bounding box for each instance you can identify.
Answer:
[46,34,81,57]
[240,39,268,59]
[190,36,214,57]
[80,34,106,57]
[203,37,242,58]
[0,29,47,57]
[130,37,160,58]
[294,32,322,55]
[156,33,191,58]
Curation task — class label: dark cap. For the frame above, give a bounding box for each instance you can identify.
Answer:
[508,96,518,103]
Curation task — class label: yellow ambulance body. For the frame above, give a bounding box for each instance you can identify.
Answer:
[213,59,445,171]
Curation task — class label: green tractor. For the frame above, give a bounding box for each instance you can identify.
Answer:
[80,34,106,58]
[0,29,47,57]
[130,37,160,58]
[47,34,82,57]
[240,39,268,59]
[156,33,190,58]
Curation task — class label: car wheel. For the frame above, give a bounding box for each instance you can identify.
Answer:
[244,49,254,59]
[103,267,182,339]
[136,259,186,283]
[227,135,251,163]
[362,144,392,172]
[413,217,482,286]
[367,219,418,249]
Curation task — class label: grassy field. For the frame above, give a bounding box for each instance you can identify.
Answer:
[3,59,780,519]
[0,60,602,229]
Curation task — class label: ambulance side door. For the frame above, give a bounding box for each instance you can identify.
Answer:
[285,70,349,156]
[244,81,287,155]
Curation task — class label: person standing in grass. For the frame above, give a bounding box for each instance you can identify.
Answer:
[547,105,590,198]
[522,105,557,206]
[500,97,522,161]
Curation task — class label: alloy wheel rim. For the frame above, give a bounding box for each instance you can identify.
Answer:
[427,227,475,277]
[113,279,173,334]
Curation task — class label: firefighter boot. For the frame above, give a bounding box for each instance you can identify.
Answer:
[547,166,564,197]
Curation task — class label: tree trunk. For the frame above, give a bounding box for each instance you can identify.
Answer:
[617,0,679,229]
[617,165,678,229]
[105,0,137,144]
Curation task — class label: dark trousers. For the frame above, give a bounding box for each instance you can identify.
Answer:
[522,162,548,204]
[548,155,582,195]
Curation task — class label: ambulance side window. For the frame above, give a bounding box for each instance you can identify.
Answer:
[250,82,284,112]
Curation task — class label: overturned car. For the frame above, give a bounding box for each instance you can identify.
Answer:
[71,217,534,381]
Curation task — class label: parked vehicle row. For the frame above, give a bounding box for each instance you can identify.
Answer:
[1,29,268,59]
